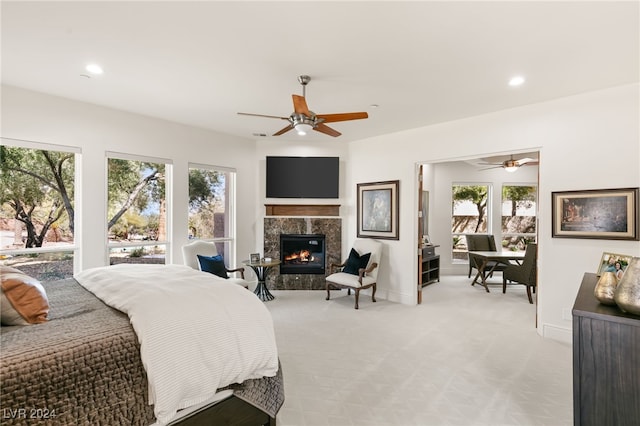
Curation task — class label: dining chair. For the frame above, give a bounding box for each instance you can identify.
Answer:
[502,243,538,303]
[465,234,508,280]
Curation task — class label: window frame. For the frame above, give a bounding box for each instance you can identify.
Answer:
[105,151,172,265]
[0,137,81,276]
[187,162,237,268]
[501,183,538,251]
[451,182,493,262]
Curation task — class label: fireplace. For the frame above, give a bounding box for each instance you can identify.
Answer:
[280,234,325,275]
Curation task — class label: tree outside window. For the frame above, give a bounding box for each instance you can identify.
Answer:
[501,185,537,251]
[188,165,235,264]
[451,184,490,261]
[107,155,169,265]
[0,143,77,281]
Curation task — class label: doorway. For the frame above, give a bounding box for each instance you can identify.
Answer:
[416,151,540,314]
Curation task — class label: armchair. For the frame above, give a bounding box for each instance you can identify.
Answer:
[325,239,382,309]
[182,240,248,288]
[503,243,537,303]
[466,234,508,280]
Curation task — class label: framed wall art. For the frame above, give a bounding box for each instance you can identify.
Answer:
[357,180,399,240]
[552,187,639,240]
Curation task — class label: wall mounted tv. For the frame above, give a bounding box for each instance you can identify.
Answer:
[266,156,339,198]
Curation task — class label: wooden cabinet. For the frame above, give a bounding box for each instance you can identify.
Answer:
[420,245,440,287]
[572,272,640,426]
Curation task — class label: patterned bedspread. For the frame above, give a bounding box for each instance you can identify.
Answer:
[0,278,284,425]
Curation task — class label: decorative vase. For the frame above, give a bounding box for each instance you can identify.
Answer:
[614,256,640,316]
[594,271,618,305]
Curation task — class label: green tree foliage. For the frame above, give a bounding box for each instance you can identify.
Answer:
[1,147,166,248]
[502,185,536,217]
[452,185,488,233]
[188,169,223,239]
[107,158,165,238]
[0,146,74,247]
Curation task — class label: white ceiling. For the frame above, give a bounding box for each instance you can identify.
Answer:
[2,1,638,143]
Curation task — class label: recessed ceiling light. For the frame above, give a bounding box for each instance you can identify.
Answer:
[508,76,525,87]
[85,63,104,75]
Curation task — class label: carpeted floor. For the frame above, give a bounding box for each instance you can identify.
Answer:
[265,275,572,426]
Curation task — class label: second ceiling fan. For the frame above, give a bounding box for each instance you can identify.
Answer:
[237,75,368,137]
[479,155,539,172]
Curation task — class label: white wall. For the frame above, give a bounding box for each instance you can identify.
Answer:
[1,85,258,272]
[3,83,639,343]
[346,83,640,342]
[254,140,349,256]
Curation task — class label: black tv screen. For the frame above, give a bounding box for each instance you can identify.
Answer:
[266,156,339,198]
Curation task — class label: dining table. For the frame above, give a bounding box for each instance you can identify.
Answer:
[468,250,525,292]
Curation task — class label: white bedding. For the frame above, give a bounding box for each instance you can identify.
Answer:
[75,263,278,425]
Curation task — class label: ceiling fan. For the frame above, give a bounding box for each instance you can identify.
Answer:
[479,155,539,172]
[237,75,368,137]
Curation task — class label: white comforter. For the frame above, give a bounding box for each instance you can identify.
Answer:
[75,263,278,425]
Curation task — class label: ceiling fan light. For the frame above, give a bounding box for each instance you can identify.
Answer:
[504,165,519,172]
[295,123,313,135]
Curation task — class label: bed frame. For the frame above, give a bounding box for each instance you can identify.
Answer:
[172,395,274,426]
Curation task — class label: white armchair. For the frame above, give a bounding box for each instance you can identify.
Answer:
[325,239,383,309]
[182,240,248,288]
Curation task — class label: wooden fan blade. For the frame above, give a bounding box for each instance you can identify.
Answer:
[313,123,341,137]
[273,124,294,136]
[317,112,368,123]
[292,95,311,116]
[237,112,289,120]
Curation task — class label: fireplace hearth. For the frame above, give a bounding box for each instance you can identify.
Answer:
[264,217,341,290]
[280,234,325,274]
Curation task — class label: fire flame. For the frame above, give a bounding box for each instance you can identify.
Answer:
[284,250,312,262]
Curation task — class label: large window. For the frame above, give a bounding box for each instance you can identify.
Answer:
[107,153,171,265]
[501,184,537,251]
[0,140,78,281]
[188,163,236,265]
[451,184,490,261]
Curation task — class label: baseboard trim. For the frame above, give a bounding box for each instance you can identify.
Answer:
[542,323,572,344]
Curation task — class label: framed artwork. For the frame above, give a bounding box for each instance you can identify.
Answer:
[250,253,261,264]
[357,180,399,240]
[597,252,633,279]
[551,187,639,240]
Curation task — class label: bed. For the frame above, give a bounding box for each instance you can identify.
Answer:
[0,264,284,425]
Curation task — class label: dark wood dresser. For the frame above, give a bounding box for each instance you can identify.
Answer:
[572,272,640,426]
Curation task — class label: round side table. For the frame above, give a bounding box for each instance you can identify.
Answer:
[243,259,281,301]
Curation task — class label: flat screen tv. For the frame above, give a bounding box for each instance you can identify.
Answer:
[266,156,339,198]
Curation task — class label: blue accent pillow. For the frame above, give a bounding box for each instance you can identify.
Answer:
[197,254,228,279]
[342,248,371,275]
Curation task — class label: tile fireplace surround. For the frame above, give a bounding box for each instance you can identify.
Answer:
[264,217,341,290]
